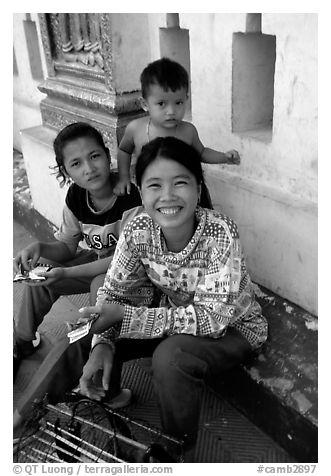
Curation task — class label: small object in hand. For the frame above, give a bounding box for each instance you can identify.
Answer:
[13,263,52,283]
[67,313,100,344]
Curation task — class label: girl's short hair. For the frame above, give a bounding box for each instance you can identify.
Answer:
[52,122,109,187]
[135,136,204,188]
[140,57,189,99]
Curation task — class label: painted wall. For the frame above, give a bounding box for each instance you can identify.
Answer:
[180,13,317,202]
[232,32,276,132]
[20,126,68,227]
[13,13,47,152]
[13,13,317,314]
[111,13,151,93]
[179,13,317,313]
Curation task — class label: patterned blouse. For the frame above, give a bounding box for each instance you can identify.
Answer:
[93,207,268,350]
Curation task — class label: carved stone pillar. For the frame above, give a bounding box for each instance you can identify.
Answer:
[21,13,150,227]
[37,13,147,159]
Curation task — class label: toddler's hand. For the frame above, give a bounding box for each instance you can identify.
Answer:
[225,150,240,165]
[114,178,131,196]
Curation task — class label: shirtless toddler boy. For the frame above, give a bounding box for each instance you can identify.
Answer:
[115,57,240,195]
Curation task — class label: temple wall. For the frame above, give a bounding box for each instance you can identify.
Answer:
[13,13,47,151]
[13,13,317,314]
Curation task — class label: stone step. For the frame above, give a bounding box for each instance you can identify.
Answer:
[209,285,317,462]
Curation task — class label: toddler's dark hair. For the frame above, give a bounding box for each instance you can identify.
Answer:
[135,137,213,209]
[140,57,189,99]
[52,122,109,187]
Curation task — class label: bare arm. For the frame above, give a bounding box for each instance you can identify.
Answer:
[49,255,112,280]
[201,147,239,164]
[115,121,136,195]
[39,241,77,262]
[37,255,111,288]
[13,240,76,273]
[115,149,132,195]
[190,123,240,165]
[63,255,112,279]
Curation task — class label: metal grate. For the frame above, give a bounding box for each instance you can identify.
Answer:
[14,395,184,463]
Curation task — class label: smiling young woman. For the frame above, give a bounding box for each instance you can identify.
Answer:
[76,137,268,458]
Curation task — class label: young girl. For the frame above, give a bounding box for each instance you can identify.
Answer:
[13,122,142,377]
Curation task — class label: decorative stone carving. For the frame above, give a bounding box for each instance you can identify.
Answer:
[40,106,118,151]
[38,13,55,77]
[99,14,113,91]
[37,13,145,148]
[39,13,105,73]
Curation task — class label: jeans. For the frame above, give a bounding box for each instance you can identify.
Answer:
[110,329,252,445]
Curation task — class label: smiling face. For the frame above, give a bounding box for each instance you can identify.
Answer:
[62,136,111,194]
[143,84,187,130]
[140,156,201,250]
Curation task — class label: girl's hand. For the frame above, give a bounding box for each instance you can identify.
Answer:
[78,302,124,334]
[225,150,241,165]
[29,267,65,286]
[13,242,41,273]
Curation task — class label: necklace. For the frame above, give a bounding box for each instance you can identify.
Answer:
[147,117,178,142]
[87,191,116,213]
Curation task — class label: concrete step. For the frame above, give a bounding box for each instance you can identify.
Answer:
[210,285,317,462]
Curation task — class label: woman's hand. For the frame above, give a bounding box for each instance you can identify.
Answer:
[79,344,114,400]
[13,242,41,273]
[78,302,124,334]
